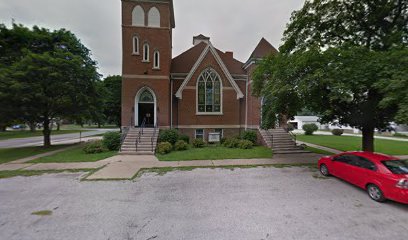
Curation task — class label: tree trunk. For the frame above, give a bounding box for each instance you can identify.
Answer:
[362,126,375,152]
[279,114,289,129]
[56,121,61,131]
[28,122,36,132]
[43,118,51,148]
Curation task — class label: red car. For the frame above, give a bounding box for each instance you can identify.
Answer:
[318,152,408,204]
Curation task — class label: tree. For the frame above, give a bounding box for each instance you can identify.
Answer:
[253,0,408,152]
[0,23,100,147]
[102,75,122,127]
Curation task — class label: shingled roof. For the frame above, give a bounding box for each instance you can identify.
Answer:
[171,42,245,75]
[248,38,278,60]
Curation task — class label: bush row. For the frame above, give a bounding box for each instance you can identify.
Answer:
[83,131,121,154]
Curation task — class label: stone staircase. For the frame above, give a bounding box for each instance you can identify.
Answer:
[120,128,158,155]
[259,128,310,154]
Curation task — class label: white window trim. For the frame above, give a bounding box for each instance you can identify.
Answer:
[147,7,161,28]
[153,50,160,69]
[143,43,150,62]
[132,36,140,55]
[196,68,223,115]
[195,129,205,139]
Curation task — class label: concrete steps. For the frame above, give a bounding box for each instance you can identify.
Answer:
[260,128,311,154]
[120,127,158,155]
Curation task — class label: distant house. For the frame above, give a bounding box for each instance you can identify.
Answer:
[289,116,322,130]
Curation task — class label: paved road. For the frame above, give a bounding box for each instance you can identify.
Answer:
[0,167,407,240]
[0,129,118,148]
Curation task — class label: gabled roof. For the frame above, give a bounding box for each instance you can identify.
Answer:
[174,43,244,100]
[171,43,246,75]
[248,38,278,61]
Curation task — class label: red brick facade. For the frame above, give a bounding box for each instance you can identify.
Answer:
[121,0,277,140]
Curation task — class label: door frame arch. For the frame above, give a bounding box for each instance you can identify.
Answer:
[135,87,157,127]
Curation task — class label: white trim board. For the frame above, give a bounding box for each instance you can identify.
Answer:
[175,42,244,100]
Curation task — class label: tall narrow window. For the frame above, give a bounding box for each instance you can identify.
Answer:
[148,7,161,27]
[132,5,145,26]
[197,68,222,113]
[143,43,149,62]
[153,50,160,69]
[132,36,139,54]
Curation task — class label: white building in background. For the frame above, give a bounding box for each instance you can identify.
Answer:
[290,116,360,133]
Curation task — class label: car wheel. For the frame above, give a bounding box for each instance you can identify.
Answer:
[367,184,386,202]
[319,164,330,176]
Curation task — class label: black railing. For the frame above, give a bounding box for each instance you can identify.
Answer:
[151,120,159,152]
[267,129,273,148]
[135,118,146,152]
[120,127,130,150]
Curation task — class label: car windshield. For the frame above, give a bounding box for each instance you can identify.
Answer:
[382,159,408,174]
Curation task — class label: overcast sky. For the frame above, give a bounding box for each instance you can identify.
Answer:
[0,0,304,77]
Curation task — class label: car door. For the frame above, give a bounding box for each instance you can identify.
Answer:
[347,156,378,189]
[331,155,354,182]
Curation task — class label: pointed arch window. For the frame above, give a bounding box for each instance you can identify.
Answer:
[197,68,222,113]
[132,36,139,54]
[143,43,150,62]
[153,50,160,69]
[132,5,145,26]
[139,90,154,103]
[148,7,161,27]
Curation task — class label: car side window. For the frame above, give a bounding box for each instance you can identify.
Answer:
[351,156,377,171]
[333,155,352,164]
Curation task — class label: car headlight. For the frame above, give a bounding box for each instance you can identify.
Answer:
[396,179,408,189]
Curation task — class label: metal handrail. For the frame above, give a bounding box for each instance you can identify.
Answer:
[267,129,273,148]
[288,130,297,145]
[120,127,130,149]
[135,118,146,152]
[151,120,159,152]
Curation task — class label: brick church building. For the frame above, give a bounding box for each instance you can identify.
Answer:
[121,0,277,141]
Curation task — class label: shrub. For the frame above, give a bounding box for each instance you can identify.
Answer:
[302,124,318,135]
[223,138,240,148]
[174,140,188,151]
[240,130,257,144]
[286,123,295,132]
[157,142,173,154]
[331,129,344,136]
[102,131,121,151]
[83,140,108,154]
[178,134,190,144]
[192,138,205,148]
[238,140,253,149]
[159,129,179,145]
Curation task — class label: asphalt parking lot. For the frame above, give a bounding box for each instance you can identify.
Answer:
[0,167,407,240]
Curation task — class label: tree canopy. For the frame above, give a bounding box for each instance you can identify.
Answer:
[253,0,408,152]
[0,23,100,146]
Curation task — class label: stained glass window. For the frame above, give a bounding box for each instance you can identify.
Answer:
[197,68,221,113]
[139,90,154,103]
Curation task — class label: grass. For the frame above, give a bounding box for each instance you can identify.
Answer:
[0,169,94,179]
[30,145,117,163]
[156,146,272,161]
[135,163,316,178]
[0,130,88,140]
[0,144,76,164]
[31,210,53,216]
[297,135,408,155]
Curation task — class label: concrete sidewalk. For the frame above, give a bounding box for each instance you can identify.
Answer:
[84,153,322,180]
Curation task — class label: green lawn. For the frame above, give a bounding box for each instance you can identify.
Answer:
[297,135,408,155]
[0,130,88,140]
[0,145,75,164]
[30,145,117,163]
[157,146,272,161]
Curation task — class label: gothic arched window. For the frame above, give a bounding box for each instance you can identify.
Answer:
[153,50,160,69]
[139,89,154,103]
[148,7,160,27]
[197,68,222,113]
[132,5,145,26]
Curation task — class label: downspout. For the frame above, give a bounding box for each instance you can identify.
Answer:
[170,79,173,129]
[245,78,249,130]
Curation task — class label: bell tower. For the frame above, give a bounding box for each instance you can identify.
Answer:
[121,0,175,128]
